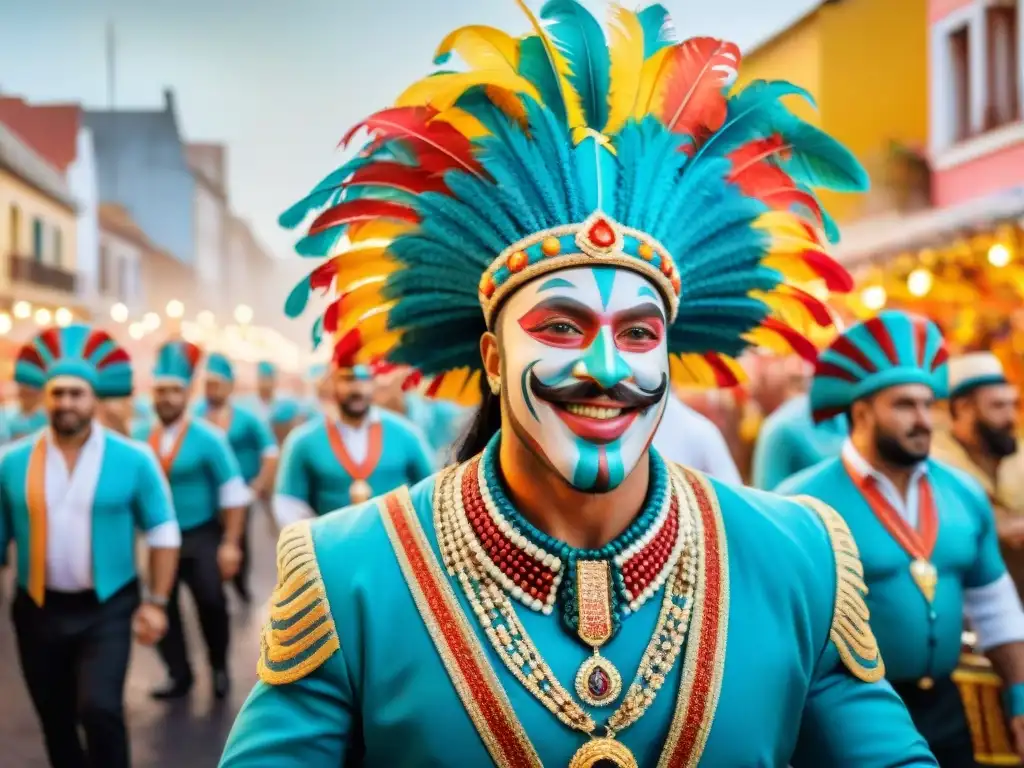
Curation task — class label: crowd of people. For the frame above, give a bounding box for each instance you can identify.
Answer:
[5,2,1024,767]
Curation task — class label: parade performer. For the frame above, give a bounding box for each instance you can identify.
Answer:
[8,380,48,440]
[932,353,1024,599]
[134,340,251,701]
[272,337,435,525]
[195,353,279,603]
[778,311,1024,766]
[0,324,180,768]
[221,4,938,766]
[250,360,303,442]
[751,391,846,489]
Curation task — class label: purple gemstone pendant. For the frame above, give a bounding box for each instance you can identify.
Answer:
[574,652,622,707]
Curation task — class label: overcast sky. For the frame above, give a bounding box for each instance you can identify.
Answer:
[0,0,819,262]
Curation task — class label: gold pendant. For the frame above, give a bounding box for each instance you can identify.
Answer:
[568,736,638,768]
[349,479,373,504]
[909,558,937,603]
[575,651,622,707]
[576,561,613,647]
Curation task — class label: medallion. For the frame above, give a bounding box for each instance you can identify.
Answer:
[575,652,623,707]
[909,558,937,603]
[568,736,638,768]
[349,479,373,504]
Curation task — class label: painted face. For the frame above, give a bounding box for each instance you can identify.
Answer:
[498,266,670,492]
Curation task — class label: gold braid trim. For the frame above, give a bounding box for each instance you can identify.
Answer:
[796,496,886,683]
[257,521,341,685]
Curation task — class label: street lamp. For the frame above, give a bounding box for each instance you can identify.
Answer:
[34,307,52,326]
[234,304,253,325]
[143,311,161,332]
[128,322,144,340]
[110,303,129,323]
[0,312,11,335]
[13,300,31,319]
[166,300,184,319]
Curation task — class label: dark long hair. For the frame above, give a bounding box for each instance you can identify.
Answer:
[454,377,502,463]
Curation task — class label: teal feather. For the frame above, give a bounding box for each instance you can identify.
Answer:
[294,228,342,258]
[519,36,567,126]
[284,277,312,319]
[637,4,674,56]
[540,0,610,129]
[574,135,618,212]
[311,314,324,348]
[278,156,370,229]
[772,113,869,192]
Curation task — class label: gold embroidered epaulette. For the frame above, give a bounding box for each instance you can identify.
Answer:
[796,496,886,684]
[257,520,341,685]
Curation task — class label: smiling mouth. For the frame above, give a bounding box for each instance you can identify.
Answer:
[551,400,640,444]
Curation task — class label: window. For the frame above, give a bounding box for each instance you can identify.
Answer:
[99,244,112,294]
[949,25,972,141]
[31,217,43,262]
[118,256,130,301]
[986,2,1021,129]
[8,204,19,253]
[52,226,63,267]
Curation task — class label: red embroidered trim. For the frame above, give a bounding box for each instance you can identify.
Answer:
[622,495,679,603]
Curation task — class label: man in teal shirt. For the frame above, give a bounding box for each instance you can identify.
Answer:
[195,353,278,603]
[134,339,251,701]
[1,324,180,768]
[780,311,1024,765]
[751,393,847,490]
[249,360,303,443]
[8,381,48,440]
[221,7,934,765]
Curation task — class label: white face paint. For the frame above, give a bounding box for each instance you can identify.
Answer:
[498,266,670,492]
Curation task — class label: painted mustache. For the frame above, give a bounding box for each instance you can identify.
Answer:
[530,371,667,411]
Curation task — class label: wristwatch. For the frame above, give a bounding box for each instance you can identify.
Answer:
[145,593,170,608]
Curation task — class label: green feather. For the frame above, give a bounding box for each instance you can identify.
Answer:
[539,0,610,129]
[774,113,869,192]
[519,36,567,126]
[637,4,674,56]
[284,277,311,319]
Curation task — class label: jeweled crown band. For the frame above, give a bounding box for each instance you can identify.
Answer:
[478,211,681,328]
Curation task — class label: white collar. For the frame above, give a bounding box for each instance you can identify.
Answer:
[336,406,380,433]
[45,421,105,452]
[842,438,928,501]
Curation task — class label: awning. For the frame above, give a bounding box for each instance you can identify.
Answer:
[834,187,1024,268]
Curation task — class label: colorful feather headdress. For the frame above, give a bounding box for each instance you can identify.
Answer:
[282,1,867,400]
[15,324,133,399]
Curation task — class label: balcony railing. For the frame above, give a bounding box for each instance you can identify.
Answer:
[8,254,77,293]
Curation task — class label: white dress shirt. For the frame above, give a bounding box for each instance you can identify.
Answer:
[843,439,1024,651]
[653,395,742,485]
[159,418,253,509]
[273,409,378,527]
[45,423,180,593]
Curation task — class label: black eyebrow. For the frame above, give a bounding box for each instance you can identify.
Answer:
[527,296,595,321]
[615,302,666,324]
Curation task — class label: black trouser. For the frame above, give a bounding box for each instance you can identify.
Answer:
[231,504,252,597]
[157,519,228,682]
[894,677,980,768]
[12,580,139,768]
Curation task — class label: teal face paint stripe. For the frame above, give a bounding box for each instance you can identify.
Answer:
[637,285,658,301]
[605,441,626,489]
[582,327,631,390]
[537,276,576,293]
[591,267,617,310]
[572,439,601,490]
[521,359,541,422]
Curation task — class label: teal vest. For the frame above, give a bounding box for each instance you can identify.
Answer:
[751,395,847,490]
[0,430,176,601]
[276,411,434,516]
[194,401,274,483]
[778,457,1005,682]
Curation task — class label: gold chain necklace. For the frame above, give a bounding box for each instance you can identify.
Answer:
[436,461,701,767]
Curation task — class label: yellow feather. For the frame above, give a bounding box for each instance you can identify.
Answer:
[751,290,817,330]
[334,260,397,288]
[485,85,528,126]
[762,256,821,283]
[456,371,483,406]
[604,4,644,134]
[338,303,395,339]
[435,25,520,71]
[397,70,540,113]
[355,332,402,363]
[669,353,713,387]
[348,220,415,244]
[633,45,672,119]
[513,0,587,137]
[333,243,388,268]
[435,367,473,401]
[432,107,491,139]
[743,326,798,356]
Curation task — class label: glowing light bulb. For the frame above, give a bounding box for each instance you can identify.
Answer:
[128,322,144,340]
[197,310,216,326]
[989,243,1011,267]
[907,268,933,297]
[143,311,161,331]
[110,303,129,323]
[234,304,253,325]
[34,307,52,326]
[13,301,31,319]
[0,313,11,335]
[166,300,184,319]
[861,285,887,311]
[54,307,73,326]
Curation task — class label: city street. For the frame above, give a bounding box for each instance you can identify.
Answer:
[0,512,278,768]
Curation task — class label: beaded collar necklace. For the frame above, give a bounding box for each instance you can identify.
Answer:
[468,435,681,639]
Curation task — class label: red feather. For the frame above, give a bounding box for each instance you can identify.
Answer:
[342,106,484,179]
[703,353,741,387]
[778,284,833,327]
[332,328,362,368]
[310,260,338,291]
[17,345,45,369]
[39,328,61,358]
[182,342,203,368]
[347,162,450,196]
[425,374,445,398]
[308,199,419,237]
[323,300,340,334]
[656,38,741,140]
[402,370,423,391]
[82,330,113,360]
[728,135,788,177]
[800,249,853,292]
[761,317,818,362]
[729,142,829,237]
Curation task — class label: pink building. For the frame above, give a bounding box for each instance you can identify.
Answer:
[928,0,1022,206]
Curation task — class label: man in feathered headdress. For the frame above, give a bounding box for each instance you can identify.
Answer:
[222,3,934,766]
[133,340,251,701]
[779,312,1024,766]
[0,324,180,768]
[195,353,280,603]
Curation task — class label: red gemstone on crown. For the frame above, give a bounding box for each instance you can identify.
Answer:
[587,218,616,248]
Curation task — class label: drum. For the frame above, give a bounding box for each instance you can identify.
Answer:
[953,647,1021,766]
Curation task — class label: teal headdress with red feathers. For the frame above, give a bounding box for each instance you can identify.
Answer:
[15,324,133,399]
[282,1,866,402]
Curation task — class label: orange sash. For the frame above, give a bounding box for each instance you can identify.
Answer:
[25,438,47,606]
[148,421,191,476]
[325,419,382,481]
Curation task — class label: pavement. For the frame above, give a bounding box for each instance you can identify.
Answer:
[0,510,279,768]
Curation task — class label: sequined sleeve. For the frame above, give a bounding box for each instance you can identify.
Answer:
[257,521,341,685]
[796,496,885,684]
